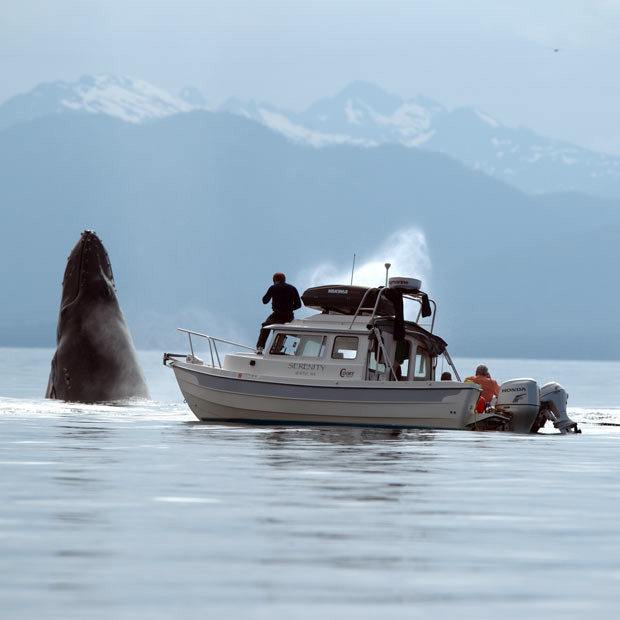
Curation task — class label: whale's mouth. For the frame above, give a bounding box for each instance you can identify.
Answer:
[61,230,115,309]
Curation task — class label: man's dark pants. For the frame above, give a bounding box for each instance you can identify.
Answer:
[256,311,294,350]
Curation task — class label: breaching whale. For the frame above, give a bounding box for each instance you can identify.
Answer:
[46,230,150,403]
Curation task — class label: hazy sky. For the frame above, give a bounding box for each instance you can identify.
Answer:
[2,0,620,153]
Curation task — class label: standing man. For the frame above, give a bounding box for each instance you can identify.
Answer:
[256,272,301,353]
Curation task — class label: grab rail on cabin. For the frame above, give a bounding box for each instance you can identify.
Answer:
[416,298,437,333]
[348,287,437,333]
[443,349,461,382]
[368,326,399,381]
[168,328,255,369]
[347,287,384,329]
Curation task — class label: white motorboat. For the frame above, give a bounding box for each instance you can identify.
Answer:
[164,277,580,433]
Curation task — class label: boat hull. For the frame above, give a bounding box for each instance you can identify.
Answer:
[170,361,480,430]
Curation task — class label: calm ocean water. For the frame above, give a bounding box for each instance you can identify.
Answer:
[1,347,620,619]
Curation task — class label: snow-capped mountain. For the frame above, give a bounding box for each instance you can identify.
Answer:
[1,75,619,197]
[219,82,446,148]
[218,81,620,197]
[0,74,200,131]
[60,74,196,122]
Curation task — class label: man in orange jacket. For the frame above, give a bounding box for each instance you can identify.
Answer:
[465,364,500,403]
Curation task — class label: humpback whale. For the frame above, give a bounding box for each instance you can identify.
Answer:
[46,230,150,402]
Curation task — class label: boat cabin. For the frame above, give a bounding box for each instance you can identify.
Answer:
[261,316,441,382]
[225,278,458,383]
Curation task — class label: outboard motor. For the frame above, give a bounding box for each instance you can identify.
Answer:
[538,382,580,434]
[495,379,581,434]
[495,378,541,433]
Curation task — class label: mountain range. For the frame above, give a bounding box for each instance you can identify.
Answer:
[2,74,620,199]
[1,105,619,359]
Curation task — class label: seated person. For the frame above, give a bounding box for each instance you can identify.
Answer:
[465,364,499,403]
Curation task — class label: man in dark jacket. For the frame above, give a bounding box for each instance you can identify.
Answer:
[256,272,301,352]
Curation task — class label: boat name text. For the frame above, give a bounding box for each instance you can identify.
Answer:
[288,363,326,372]
[328,288,349,294]
[339,368,355,378]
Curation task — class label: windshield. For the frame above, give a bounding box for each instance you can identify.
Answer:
[270,333,326,357]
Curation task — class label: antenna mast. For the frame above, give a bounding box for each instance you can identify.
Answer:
[384,263,391,286]
[350,253,356,285]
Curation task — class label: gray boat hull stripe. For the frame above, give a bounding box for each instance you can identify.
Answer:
[174,365,473,404]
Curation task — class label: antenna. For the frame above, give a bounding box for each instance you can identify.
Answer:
[350,253,356,285]
[384,262,391,286]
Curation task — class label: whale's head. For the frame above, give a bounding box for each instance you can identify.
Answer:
[60,230,116,314]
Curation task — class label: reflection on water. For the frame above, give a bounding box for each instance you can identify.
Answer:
[53,511,101,525]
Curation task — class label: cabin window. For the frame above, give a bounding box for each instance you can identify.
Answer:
[413,347,431,380]
[270,333,326,357]
[332,336,359,359]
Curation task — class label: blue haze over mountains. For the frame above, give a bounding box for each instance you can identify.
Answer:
[1,75,619,359]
